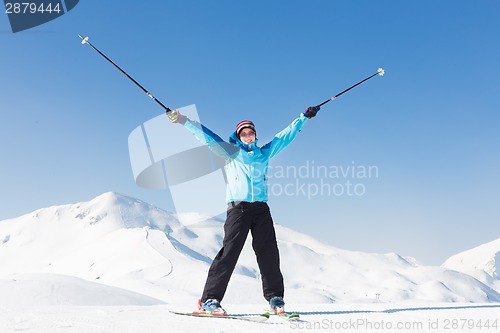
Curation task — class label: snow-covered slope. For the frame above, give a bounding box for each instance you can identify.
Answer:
[0,192,498,307]
[442,238,500,298]
[0,192,209,304]
[0,274,163,306]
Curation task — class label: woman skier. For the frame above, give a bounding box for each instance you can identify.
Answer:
[167,105,319,315]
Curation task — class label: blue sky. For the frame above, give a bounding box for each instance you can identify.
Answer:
[1,1,499,265]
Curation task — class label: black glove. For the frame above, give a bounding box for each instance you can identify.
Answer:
[303,106,320,119]
[167,109,187,124]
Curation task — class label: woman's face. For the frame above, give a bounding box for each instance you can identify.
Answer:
[239,128,256,144]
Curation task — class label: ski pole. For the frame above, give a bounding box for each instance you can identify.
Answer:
[316,68,385,108]
[78,35,172,112]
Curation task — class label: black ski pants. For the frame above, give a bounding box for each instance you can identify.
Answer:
[201,201,284,302]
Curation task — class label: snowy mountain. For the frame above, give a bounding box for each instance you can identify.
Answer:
[442,238,500,296]
[0,192,499,308]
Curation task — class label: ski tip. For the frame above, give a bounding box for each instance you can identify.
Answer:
[378,68,385,76]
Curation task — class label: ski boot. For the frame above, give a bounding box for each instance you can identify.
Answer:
[194,299,227,316]
[269,296,286,315]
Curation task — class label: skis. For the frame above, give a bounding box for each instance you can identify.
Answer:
[170,311,269,323]
[170,310,300,323]
[263,311,301,321]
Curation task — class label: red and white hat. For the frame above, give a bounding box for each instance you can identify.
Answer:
[236,120,256,137]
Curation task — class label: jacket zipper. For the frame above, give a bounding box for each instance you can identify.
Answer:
[250,152,255,202]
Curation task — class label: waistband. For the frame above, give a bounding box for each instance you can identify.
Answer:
[227,201,267,208]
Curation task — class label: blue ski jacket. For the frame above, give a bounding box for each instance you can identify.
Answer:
[183,113,308,203]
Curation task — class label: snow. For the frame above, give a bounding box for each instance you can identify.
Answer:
[0,192,499,332]
[1,303,499,332]
[442,238,500,298]
[0,274,162,307]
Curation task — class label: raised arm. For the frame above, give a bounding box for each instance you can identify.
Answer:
[167,109,238,159]
[261,106,320,158]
